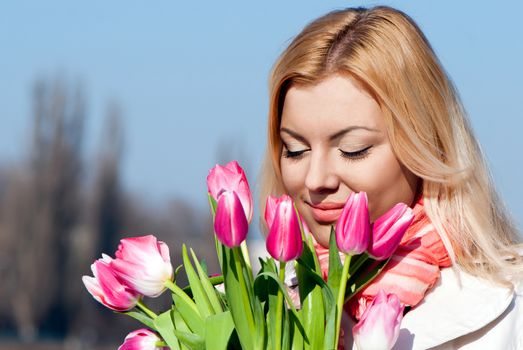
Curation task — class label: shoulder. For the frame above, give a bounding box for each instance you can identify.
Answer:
[393,267,522,349]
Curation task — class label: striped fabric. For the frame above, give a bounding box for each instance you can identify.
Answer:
[315,196,452,320]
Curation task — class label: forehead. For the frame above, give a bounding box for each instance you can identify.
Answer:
[280,74,384,134]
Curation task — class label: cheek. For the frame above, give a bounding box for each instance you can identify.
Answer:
[280,160,304,196]
[340,146,417,220]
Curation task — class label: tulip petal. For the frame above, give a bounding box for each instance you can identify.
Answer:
[82,276,104,304]
[116,235,161,263]
[353,290,404,350]
[111,259,168,298]
[207,161,253,222]
[111,235,174,297]
[266,195,303,262]
[118,328,166,350]
[264,195,281,230]
[335,192,371,255]
[82,256,140,311]
[158,241,171,263]
[214,190,248,247]
[369,204,414,260]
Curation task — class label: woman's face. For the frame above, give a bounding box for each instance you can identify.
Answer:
[279,74,419,247]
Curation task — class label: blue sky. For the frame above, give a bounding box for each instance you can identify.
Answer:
[1,1,522,228]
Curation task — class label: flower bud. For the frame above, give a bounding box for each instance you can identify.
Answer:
[336,192,371,255]
[82,254,141,311]
[265,195,303,262]
[118,329,168,350]
[353,290,404,350]
[207,161,253,222]
[369,203,414,260]
[111,235,173,297]
[214,190,249,247]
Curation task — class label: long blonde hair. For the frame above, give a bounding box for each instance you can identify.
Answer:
[260,6,522,285]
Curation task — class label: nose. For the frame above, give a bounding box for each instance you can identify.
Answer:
[304,151,339,193]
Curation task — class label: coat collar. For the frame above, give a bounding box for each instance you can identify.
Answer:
[393,267,515,349]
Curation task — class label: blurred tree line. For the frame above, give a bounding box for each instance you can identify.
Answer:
[0,77,219,348]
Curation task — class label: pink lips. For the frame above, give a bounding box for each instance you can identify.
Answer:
[309,202,345,223]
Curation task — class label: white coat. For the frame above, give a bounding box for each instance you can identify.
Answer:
[390,267,523,349]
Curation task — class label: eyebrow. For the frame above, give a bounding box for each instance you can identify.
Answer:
[280,126,379,142]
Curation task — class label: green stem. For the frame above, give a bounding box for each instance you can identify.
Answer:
[240,241,252,270]
[155,341,168,347]
[275,261,286,350]
[136,300,158,319]
[233,247,255,330]
[241,241,253,285]
[334,254,352,349]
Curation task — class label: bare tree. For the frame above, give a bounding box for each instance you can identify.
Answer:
[0,77,234,347]
[63,100,126,343]
[2,77,85,341]
[91,101,125,254]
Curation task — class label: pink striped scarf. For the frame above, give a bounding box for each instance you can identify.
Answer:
[315,196,452,320]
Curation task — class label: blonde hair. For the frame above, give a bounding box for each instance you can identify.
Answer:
[260,6,522,285]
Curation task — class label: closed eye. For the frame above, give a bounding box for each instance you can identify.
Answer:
[283,149,308,159]
[339,146,372,160]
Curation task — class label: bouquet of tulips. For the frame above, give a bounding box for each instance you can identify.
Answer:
[83,161,414,350]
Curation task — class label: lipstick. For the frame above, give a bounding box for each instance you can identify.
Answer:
[308,202,345,224]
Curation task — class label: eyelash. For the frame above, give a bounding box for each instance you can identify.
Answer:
[339,146,372,161]
[283,149,308,160]
[282,146,372,161]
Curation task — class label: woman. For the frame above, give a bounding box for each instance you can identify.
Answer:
[259,6,523,349]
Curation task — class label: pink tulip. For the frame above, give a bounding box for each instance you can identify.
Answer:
[265,195,309,234]
[111,235,173,297]
[118,329,168,350]
[335,192,371,255]
[207,161,253,222]
[265,195,303,262]
[264,195,282,229]
[369,203,414,260]
[353,290,404,350]
[214,190,249,247]
[82,254,141,311]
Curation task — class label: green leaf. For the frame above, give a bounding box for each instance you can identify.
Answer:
[122,310,155,330]
[209,275,224,285]
[181,275,224,299]
[172,307,191,333]
[182,245,214,319]
[200,259,208,275]
[254,271,302,322]
[295,263,323,348]
[296,239,336,350]
[297,235,322,274]
[324,227,343,350]
[254,258,277,348]
[173,264,184,282]
[290,310,304,349]
[222,246,255,350]
[205,311,236,350]
[172,294,205,337]
[208,193,217,215]
[327,226,343,291]
[240,241,253,283]
[347,256,390,297]
[190,248,223,314]
[301,283,324,349]
[173,330,205,350]
[282,309,291,350]
[215,236,224,272]
[153,310,181,350]
[251,288,267,350]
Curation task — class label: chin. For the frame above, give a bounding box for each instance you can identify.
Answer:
[310,224,333,248]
